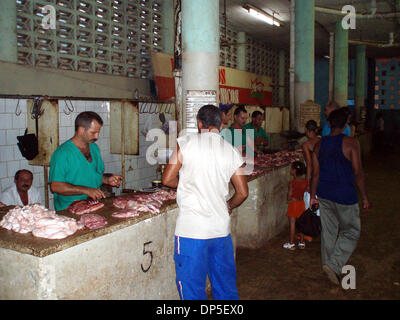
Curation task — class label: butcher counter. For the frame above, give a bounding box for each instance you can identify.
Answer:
[0,162,293,300]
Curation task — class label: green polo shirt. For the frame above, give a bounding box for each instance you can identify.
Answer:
[49,139,104,211]
[242,122,268,151]
[220,126,246,148]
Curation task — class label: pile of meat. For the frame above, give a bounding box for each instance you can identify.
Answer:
[66,200,107,230]
[112,189,176,219]
[78,214,108,230]
[0,204,83,239]
[67,199,104,215]
[254,149,303,169]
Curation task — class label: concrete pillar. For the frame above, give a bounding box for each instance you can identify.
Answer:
[161,0,175,55]
[328,32,335,101]
[181,0,219,129]
[334,21,349,107]
[294,0,314,131]
[279,49,286,106]
[237,31,246,71]
[0,0,17,63]
[355,45,366,122]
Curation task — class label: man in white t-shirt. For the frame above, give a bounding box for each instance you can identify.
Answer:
[0,170,42,207]
[162,105,248,300]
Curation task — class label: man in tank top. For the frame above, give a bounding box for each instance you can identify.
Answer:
[310,108,371,285]
[162,105,248,300]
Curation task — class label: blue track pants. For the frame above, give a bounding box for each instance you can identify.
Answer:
[174,234,239,300]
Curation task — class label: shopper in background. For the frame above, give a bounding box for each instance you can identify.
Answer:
[283,161,308,250]
[310,108,371,285]
[321,101,351,137]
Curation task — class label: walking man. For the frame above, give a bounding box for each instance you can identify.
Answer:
[162,105,248,299]
[310,108,371,284]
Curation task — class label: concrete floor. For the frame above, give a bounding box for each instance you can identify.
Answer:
[235,147,400,300]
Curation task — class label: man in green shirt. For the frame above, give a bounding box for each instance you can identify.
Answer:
[49,111,122,211]
[221,106,248,156]
[242,110,268,155]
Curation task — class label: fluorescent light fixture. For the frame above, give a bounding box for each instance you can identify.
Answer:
[242,4,281,27]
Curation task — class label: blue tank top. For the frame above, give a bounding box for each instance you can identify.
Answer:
[317,134,358,205]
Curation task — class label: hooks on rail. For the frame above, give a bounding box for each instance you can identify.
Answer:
[15,99,22,116]
[63,99,75,115]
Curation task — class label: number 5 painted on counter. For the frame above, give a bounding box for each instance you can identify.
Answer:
[141,241,153,273]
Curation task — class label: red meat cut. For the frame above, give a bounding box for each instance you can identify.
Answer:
[67,199,104,215]
[79,214,108,229]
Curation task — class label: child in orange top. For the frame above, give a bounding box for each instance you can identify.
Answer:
[283,161,308,250]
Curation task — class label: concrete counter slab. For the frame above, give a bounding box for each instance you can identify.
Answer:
[0,161,297,299]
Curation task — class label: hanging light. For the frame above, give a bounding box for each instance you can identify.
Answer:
[242,4,282,27]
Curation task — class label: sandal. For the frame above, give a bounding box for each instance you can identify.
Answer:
[298,242,306,249]
[304,236,313,242]
[283,242,296,250]
[296,234,313,242]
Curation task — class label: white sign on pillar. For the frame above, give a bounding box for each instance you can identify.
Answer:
[185,90,217,134]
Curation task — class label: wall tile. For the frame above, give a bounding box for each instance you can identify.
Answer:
[0,114,13,130]
[6,129,20,146]
[0,146,14,162]
[12,113,27,129]
[0,99,5,113]
[0,162,7,179]
[0,130,6,146]
[7,160,20,177]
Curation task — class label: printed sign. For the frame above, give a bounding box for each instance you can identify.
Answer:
[151,52,272,106]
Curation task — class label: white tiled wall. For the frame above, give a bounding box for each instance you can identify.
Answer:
[0,99,161,209]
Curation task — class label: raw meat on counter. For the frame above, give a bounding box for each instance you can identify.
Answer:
[79,214,108,230]
[111,208,142,219]
[253,149,303,169]
[112,189,176,218]
[0,204,82,239]
[32,215,82,239]
[67,199,105,215]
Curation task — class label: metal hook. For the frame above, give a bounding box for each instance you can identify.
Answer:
[166,103,172,114]
[151,103,158,114]
[63,102,72,115]
[15,99,22,116]
[30,97,45,120]
[144,102,150,113]
[159,103,165,114]
[67,99,74,112]
[63,99,74,115]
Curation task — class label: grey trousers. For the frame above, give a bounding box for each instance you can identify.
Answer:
[319,197,361,275]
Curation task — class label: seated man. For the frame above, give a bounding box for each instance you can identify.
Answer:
[0,169,42,206]
[242,110,269,154]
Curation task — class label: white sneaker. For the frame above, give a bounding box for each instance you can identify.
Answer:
[283,242,296,250]
[298,242,306,249]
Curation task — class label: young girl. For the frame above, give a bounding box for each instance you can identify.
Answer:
[283,161,308,250]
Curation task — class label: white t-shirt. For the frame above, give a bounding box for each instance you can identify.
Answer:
[0,184,42,207]
[175,132,244,239]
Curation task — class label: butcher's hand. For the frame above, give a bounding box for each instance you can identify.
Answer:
[84,188,105,200]
[106,175,123,187]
